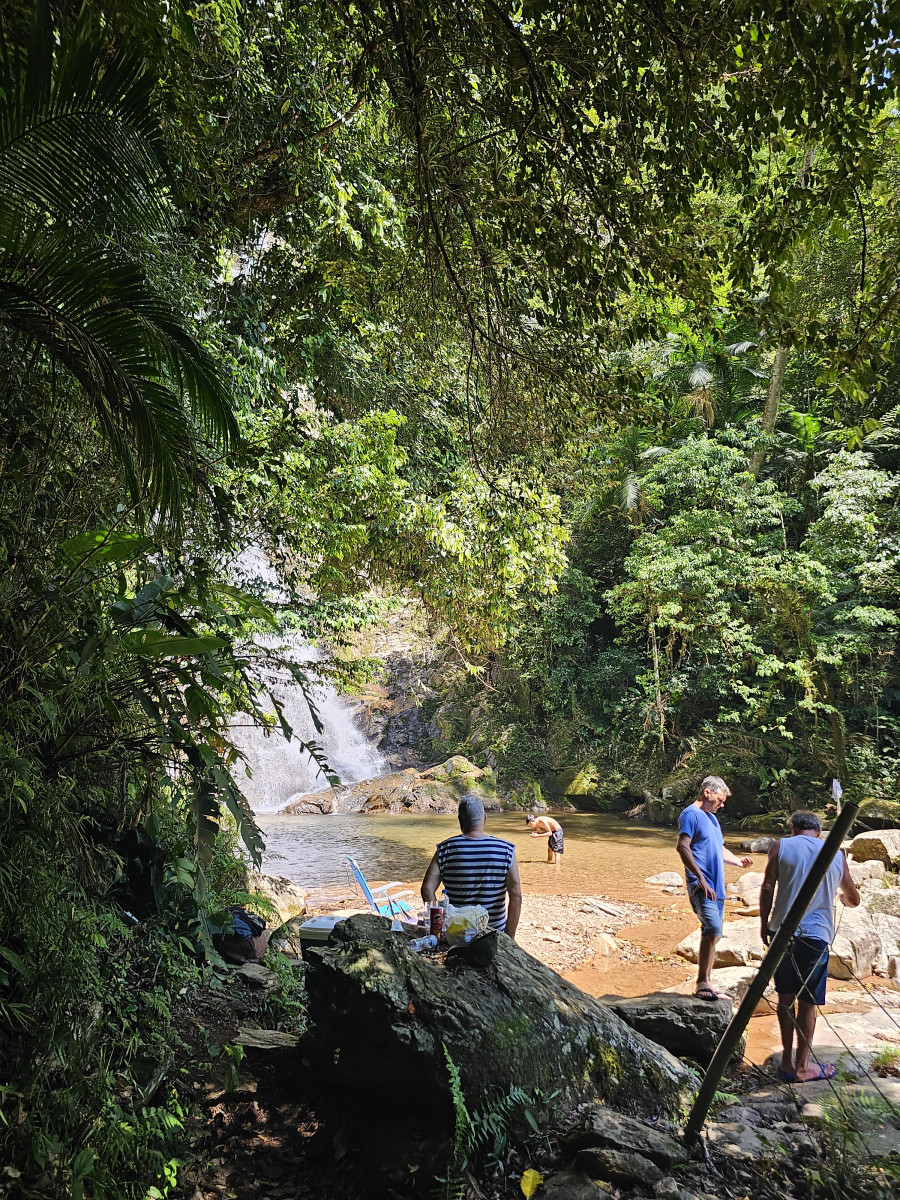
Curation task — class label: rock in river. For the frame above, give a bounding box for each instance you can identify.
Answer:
[281,754,498,815]
[303,915,695,1178]
[675,917,765,968]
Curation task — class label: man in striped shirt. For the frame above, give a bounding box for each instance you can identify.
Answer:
[421,796,522,937]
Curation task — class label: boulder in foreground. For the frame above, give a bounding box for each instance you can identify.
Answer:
[608,993,736,1065]
[303,915,694,1173]
[248,871,309,921]
[829,904,880,979]
[281,754,498,814]
[566,1105,687,1169]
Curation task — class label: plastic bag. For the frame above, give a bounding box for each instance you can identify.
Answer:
[444,903,489,947]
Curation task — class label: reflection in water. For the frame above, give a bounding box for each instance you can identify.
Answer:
[258,811,686,898]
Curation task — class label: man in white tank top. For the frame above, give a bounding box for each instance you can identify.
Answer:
[759,811,859,1082]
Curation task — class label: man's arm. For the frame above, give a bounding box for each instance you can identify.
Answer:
[723,847,754,869]
[676,832,716,901]
[759,841,780,944]
[504,854,522,939]
[421,852,441,907]
[838,852,860,908]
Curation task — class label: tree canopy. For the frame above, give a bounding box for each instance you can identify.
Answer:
[4,1,900,1194]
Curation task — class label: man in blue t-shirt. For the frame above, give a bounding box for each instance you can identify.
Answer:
[676,776,752,1000]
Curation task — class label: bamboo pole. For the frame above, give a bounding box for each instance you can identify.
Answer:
[683,800,860,1146]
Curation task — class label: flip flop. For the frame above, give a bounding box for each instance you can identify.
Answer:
[778,1069,796,1082]
[694,986,720,1001]
[795,1063,836,1083]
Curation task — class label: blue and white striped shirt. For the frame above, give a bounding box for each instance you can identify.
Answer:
[436,834,515,931]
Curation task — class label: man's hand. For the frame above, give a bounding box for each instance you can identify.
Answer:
[760,921,770,946]
[740,856,753,868]
[699,877,717,902]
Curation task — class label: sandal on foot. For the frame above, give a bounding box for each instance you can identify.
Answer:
[778,1069,797,1082]
[694,985,720,1001]
[795,1063,836,1082]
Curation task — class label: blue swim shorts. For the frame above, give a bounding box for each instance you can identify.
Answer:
[773,936,829,1006]
[688,887,724,939]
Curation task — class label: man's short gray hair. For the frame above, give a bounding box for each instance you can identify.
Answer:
[699,775,729,795]
[457,795,485,833]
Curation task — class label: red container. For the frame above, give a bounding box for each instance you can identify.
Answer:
[429,905,444,941]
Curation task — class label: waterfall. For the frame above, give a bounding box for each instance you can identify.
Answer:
[226,547,387,814]
[229,640,387,813]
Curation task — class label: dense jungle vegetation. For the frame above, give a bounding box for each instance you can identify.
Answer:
[2,1,900,1195]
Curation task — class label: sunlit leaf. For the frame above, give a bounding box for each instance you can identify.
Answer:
[521,1168,543,1197]
[120,631,227,657]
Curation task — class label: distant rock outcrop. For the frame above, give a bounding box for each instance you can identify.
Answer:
[280,754,498,815]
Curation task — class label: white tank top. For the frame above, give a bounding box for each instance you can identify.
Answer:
[770,835,843,942]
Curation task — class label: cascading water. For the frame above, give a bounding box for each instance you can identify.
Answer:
[226,547,387,814]
[229,639,387,814]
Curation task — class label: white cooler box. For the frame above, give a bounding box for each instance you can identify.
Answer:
[297,915,342,960]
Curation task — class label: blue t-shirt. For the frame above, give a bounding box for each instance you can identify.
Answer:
[678,805,725,899]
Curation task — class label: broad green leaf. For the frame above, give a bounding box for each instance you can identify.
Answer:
[120,631,227,657]
[58,529,151,567]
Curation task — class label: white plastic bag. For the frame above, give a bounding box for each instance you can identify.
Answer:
[444,903,489,946]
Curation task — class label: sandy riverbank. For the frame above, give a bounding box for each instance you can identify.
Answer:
[303,841,900,1069]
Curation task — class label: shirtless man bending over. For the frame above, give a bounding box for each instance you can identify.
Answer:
[525,814,564,864]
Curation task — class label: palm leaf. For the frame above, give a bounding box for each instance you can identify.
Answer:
[0,0,167,231]
[0,6,238,526]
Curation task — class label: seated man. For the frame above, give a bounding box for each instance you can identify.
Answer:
[525,813,564,863]
[421,795,522,938]
[760,810,860,1082]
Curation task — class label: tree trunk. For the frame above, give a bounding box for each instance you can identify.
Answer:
[749,344,788,477]
[649,620,665,749]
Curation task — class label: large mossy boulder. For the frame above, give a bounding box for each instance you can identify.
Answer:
[281,755,498,815]
[855,801,900,831]
[304,916,695,1139]
[646,793,675,825]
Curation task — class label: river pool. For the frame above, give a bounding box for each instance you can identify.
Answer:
[257,810,692,899]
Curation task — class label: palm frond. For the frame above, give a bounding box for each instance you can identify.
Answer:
[687,361,714,389]
[0,1,167,231]
[0,219,237,521]
[0,4,238,527]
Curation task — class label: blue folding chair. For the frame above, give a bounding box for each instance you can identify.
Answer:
[346,856,417,922]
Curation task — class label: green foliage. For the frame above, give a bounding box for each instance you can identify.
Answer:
[802,1090,900,1199]
[0,3,237,527]
[5,2,900,1196]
